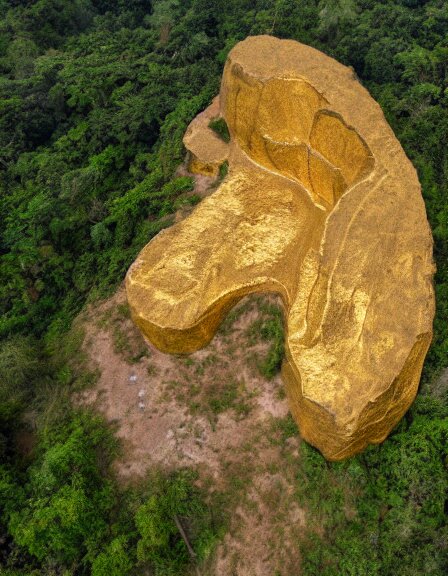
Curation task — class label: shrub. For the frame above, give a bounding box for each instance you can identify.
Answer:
[208,117,230,143]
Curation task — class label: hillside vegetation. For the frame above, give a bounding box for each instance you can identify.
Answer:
[0,0,447,574]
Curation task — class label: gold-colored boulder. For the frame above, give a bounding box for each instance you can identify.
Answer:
[126,36,435,460]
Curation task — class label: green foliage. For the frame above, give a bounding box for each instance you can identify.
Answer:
[206,379,252,420]
[91,536,133,576]
[5,414,117,566]
[219,160,229,180]
[0,0,448,574]
[0,337,39,402]
[135,469,218,572]
[0,409,219,575]
[258,314,284,378]
[208,117,231,143]
[0,5,217,340]
[0,336,41,463]
[248,301,285,378]
[269,414,298,446]
[297,398,448,575]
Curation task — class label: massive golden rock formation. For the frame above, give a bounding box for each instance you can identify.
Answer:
[126,36,435,460]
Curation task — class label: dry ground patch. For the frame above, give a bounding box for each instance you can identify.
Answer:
[75,287,307,575]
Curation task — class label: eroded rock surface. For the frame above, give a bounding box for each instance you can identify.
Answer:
[126,35,435,460]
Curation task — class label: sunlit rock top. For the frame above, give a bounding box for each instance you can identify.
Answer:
[126,35,435,460]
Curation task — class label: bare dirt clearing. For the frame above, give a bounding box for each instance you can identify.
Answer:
[75,287,305,575]
[77,288,291,476]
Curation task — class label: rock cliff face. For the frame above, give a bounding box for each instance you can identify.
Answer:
[126,36,435,460]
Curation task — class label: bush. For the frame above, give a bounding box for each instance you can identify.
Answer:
[5,414,117,567]
[135,469,218,574]
[208,117,230,143]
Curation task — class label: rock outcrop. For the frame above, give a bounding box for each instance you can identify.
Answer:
[126,36,435,460]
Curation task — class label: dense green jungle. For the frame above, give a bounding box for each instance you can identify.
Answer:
[0,0,447,574]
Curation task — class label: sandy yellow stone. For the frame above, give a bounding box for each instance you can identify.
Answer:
[126,36,435,460]
[182,96,229,176]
